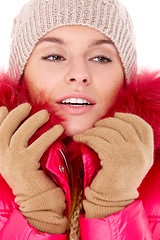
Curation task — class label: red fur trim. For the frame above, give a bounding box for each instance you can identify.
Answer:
[1,70,160,150]
[0,73,64,169]
[0,73,61,132]
[107,70,160,150]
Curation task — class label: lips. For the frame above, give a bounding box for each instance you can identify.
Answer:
[56,93,95,115]
[57,93,95,105]
[61,98,92,106]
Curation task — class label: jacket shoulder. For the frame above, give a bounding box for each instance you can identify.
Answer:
[139,155,160,217]
[0,175,17,213]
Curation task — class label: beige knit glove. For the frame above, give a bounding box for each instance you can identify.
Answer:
[74,113,154,218]
[0,103,67,234]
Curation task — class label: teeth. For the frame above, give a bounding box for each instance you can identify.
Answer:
[70,98,77,104]
[61,98,91,105]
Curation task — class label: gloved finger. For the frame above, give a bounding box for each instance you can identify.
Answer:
[0,106,8,125]
[95,115,141,143]
[27,125,64,160]
[114,113,153,144]
[0,103,31,147]
[74,126,126,144]
[10,109,49,148]
[74,134,111,160]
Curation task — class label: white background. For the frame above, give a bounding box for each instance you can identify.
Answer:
[0,0,159,71]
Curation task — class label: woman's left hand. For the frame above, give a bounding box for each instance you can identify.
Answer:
[74,113,154,218]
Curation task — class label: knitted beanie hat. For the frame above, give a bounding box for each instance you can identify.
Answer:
[8,0,137,82]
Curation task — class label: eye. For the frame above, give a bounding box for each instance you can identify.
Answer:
[91,56,112,63]
[42,54,65,61]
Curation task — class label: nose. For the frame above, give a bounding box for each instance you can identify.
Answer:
[65,60,91,85]
[69,78,88,84]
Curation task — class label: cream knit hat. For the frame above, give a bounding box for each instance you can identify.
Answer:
[8,0,137,82]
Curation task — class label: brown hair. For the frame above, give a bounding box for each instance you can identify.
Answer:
[64,139,84,235]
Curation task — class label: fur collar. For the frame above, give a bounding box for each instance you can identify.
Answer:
[0,70,160,151]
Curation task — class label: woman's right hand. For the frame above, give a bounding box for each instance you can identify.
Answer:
[0,103,67,234]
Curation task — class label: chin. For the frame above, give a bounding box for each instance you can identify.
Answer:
[64,127,84,137]
[63,122,94,137]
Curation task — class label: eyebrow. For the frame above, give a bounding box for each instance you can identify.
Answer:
[89,39,114,47]
[36,37,113,47]
[36,37,65,46]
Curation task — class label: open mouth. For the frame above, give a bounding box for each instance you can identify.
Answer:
[60,98,92,107]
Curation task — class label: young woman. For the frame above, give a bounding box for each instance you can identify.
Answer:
[0,0,160,239]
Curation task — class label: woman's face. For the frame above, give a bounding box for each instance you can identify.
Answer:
[24,25,124,136]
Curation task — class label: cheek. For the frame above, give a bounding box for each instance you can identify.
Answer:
[98,79,123,114]
[24,66,59,102]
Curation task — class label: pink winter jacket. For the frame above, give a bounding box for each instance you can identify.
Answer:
[0,70,160,239]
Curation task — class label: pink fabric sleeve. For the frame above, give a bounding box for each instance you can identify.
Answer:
[80,200,153,240]
[0,209,67,240]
